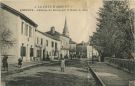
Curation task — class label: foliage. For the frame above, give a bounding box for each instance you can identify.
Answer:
[90,1,134,60]
[0,28,16,55]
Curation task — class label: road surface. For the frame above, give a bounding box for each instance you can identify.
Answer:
[2,60,98,86]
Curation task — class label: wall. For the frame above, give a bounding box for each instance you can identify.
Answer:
[76,44,87,58]
[18,19,36,62]
[60,36,70,58]
[1,9,19,64]
[45,35,61,60]
[87,46,92,59]
[35,31,46,61]
[0,8,37,63]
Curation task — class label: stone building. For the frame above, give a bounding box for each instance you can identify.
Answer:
[45,19,70,59]
[69,39,76,59]
[76,41,98,59]
[1,3,37,63]
[0,3,74,64]
[35,30,61,61]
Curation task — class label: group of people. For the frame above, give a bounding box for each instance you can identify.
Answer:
[2,54,67,72]
[2,55,23,71]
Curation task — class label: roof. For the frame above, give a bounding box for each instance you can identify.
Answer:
[46,31,62,37]
[36,30,60,41]
[70,40,76,44]
[77,42,89,46]
[45,30,61,40]
[1,3,38,27]
[61,34,70,38]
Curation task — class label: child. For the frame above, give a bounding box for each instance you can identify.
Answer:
[18,57,23,68]
[61,58,65,72]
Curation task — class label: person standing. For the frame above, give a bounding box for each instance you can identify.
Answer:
[2,55,8,71]
[61,58,65,72]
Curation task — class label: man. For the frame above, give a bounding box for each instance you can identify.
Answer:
[2,55,8,71]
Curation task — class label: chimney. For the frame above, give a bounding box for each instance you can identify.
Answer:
[51,26,55,34]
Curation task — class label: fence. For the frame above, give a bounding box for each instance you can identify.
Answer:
[105,57,135,73]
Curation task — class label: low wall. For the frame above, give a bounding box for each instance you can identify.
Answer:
[105,57,135,73]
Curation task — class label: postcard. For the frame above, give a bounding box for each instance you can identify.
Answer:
[0,0,135,86]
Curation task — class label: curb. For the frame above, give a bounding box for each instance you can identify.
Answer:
[17,62,47,72]
[89,65,106,86]
[1,61,50,76]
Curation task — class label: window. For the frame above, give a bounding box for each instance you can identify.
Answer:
[46,40,48,46]
[20,46,26,57]
[55,42,57,49]
[21,22,24,34]
[30,48,33,57]
[37,50,41,57]
[25,24,28,36]
[29,26,32,37]
[41,38,43,45]
[52,41,54,48]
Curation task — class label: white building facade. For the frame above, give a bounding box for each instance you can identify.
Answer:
[76,41,98,59]
[35,30,61,61]
[45,19,70,59]
[1,3,37,63]
[1,3,73,64]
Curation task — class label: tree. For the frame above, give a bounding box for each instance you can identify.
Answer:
[0,28,16,55]
[90,0,134,61]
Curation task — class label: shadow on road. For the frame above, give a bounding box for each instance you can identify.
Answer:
[5,72,91,86]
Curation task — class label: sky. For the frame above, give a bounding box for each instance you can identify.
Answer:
[2,0,103,43]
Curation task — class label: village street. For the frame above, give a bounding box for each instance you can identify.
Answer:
[2,60,98,86]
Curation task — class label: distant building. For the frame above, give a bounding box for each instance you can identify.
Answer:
[76,41,98,59]
[45,19,70,59]
[41,27,61,60]
[35,30,61,61]
[76,41,87,58]
[69,39,76,59]
[60,19,70,58]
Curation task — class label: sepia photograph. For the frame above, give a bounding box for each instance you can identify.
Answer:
[0,0,135,86]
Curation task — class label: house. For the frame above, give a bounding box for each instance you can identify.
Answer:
[76,41,98,59]
[0,3,75,64]
[1,3,38,63]
[35,30,61,61]
[45,19,70,59]
[69,39,76,59]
